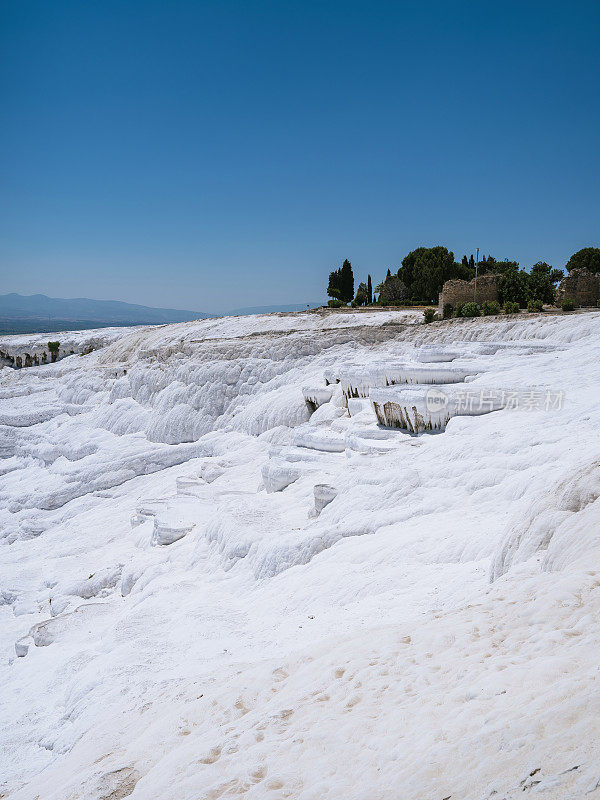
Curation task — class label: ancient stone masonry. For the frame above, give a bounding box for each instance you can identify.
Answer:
[438,274,499,314]
[555,268,600,307]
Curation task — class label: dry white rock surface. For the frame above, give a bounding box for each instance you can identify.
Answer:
[1,308,600,799]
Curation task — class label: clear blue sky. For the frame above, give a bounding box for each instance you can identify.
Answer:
[1,0,599,313]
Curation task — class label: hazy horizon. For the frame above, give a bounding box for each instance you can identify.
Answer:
[0,290,326,318]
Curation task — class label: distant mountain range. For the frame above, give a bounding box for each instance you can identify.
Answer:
[0,294,326,334]
[0,293,211,334]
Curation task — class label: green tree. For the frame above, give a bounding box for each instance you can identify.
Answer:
[327,259,355,303]
[498,266,529,307]
[327,270,341,300]
[528,262,563,304]
[339,259,354,303]
[454,259,473,280]
[478,255,494,275]
[354,282,369,306]
[565,247,600,274]
[47,341,60,363]
[399,246,459,302]
[378,276,409,305]
[494,259,520,273]
[367,274,373,304]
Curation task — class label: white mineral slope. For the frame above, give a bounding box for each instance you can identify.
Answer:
[0,307,416,367]
[0,326,146,365]
[1,310,600,799]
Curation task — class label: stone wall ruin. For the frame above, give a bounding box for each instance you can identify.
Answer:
[438,274,499,314]
[555,268,600,307]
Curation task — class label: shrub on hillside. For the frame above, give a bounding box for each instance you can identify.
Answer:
[442,303,454,319]
[461,302,481,317]
[561,298,575,312]
[423,308,437,323]
[328,298,344,308]
[482,301,501,316]
[453,302,465,318]
[527,299,544,313]
[47,341,60,363]
[503,301,520,314]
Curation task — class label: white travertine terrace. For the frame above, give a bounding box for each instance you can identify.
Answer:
[339,362,475,401]
[370,384,512,432]
[2,308,600,800]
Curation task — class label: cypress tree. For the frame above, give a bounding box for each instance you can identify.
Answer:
[355,282,369,306]
[327,269,342,299]
[367,274,372,304]
[340,259,354,303]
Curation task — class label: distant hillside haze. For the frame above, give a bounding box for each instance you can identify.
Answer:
[0,293,211,333]
[0,294,328,334]
[0,293,210,323]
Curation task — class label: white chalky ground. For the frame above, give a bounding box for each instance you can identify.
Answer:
[1,308,600,799]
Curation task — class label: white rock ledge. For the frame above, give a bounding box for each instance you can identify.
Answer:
[313,483,338,515]
[302,386,334,411]
[152,515,195,545]
[370,384,510,433]
[414,346,462,362]
[340,363,475,400]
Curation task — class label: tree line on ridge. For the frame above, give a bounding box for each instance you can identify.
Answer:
[326,246,600,308]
